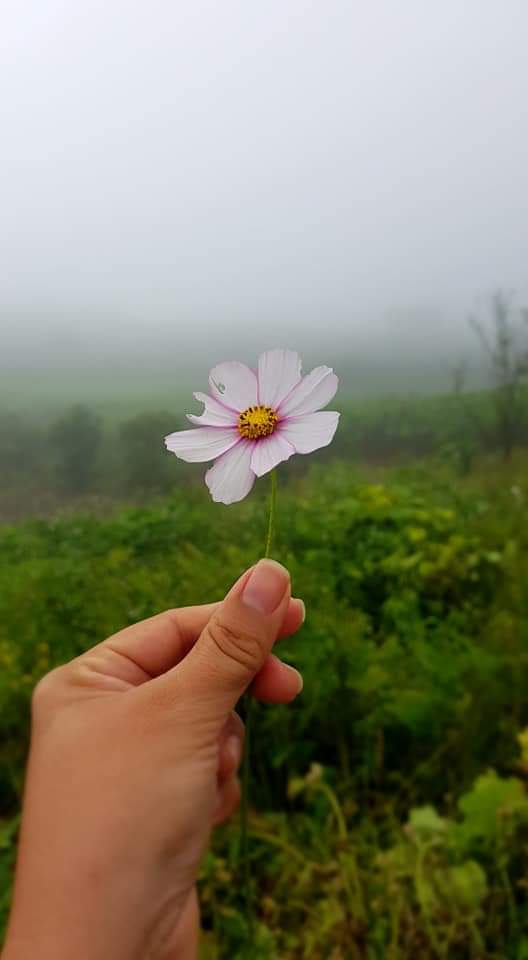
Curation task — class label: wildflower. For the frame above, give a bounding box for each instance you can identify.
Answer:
[165,349,339,503]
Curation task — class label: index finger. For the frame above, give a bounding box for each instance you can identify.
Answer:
[98,596,304,684]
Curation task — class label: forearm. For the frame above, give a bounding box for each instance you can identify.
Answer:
[2,757,186,960]
[4,881,195,960]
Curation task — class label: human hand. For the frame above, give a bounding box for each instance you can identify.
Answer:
[3,560,304,960]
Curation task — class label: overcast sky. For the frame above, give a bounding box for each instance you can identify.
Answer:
[2,0,528,377]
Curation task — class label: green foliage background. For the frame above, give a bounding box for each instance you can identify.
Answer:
[1,453,528,957]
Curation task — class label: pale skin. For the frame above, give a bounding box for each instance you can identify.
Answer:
[2,559,304,960]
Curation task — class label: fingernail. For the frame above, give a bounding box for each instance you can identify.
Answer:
[241,559,289,614]
[227,735,242,770]
[285,664,304,693]
[295,598,306,623]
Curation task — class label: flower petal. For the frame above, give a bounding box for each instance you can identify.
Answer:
[164,426,238,462]
[279,366,338,417]
[205,440,256,504]
[187,392,238,427]
[208,361,258,412]
[279,411,340,454]
[257,349,302,408]
[250,433,295,478]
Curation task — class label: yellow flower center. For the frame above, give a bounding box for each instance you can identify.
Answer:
[238,405,279,440]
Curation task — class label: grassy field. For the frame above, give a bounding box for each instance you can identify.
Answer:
[2,383,526,524]
[1,448,528,957]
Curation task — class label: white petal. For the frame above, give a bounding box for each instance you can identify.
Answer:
[208,361,258,412]
[279,411,340,454]
[165,426,239,462]
[205,440,256,504]
[250,433,295,478]
[279,366,338,417]
[279,367,339,417]
[257,349,302,408]
[187,392,238,427]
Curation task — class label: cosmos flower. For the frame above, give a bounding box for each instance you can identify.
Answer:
[164,349,339,504]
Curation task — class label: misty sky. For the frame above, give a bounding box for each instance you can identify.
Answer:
[2,0,528,377]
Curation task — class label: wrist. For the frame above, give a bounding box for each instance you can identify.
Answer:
[4,848,187,960]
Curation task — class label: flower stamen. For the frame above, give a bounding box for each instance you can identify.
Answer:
[238,405,279,440]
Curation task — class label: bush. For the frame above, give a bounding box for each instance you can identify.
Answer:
[1,459,528,955]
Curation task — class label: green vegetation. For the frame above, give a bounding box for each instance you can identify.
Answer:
[2,383,528,524]
[1,450,528,956]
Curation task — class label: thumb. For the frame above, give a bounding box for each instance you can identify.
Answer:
[170,559,291,725]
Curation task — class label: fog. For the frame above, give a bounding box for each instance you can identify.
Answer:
[2,0,528,391]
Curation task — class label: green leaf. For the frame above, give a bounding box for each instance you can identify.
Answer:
[446,861,488,908]
[408,805,448,840]
[456,770,528,847]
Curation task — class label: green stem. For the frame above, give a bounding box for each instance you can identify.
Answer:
[240,469,277,949]
[264,469,277,559]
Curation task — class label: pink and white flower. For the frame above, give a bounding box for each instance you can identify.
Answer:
[165,349,339,504]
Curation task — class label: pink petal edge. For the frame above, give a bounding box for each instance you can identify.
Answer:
[187,392,239,427]
[279,366,338,417]
[208,361,258,413]
[164,426,239,463]
[257,349,302,409]
[250,432,295,478]
[278,411,340,454]
[205,439,256,504]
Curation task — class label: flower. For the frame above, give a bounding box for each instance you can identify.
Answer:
[164,348,339,504]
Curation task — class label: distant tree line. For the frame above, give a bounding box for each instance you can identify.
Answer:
[0,408,182,512]
[0,294,526,518]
